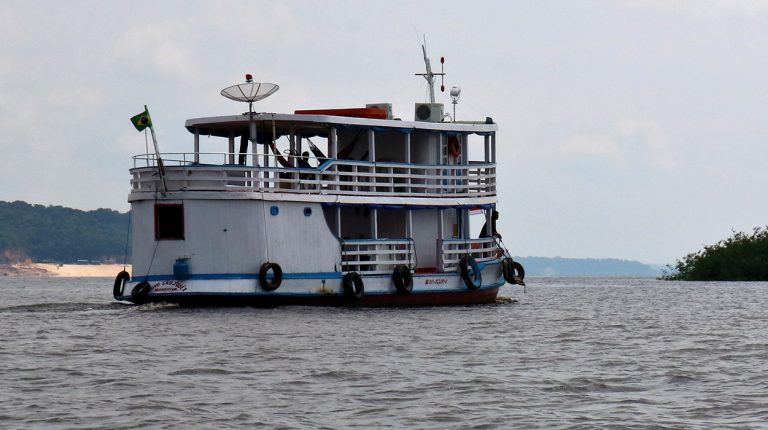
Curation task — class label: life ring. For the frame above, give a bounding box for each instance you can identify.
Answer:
[502,258,525,285]
[113,270,130,299]
[259,262,283,291]
[447,136,461,158]
[342,272,365,300]
[459,256,482,289]
[131,281,152,303]
[392,264,413,294]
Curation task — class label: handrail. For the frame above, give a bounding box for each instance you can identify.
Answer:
[341,238,415,275]
[438,237,500,272]
[130,152,496,198]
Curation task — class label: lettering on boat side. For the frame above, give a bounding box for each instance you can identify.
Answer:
[151,280,188,292]
[424,278,448,285]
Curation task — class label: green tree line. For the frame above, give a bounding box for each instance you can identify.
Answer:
[663,227,768,281]
[0,200,130,263]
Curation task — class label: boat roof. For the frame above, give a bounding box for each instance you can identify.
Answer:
[185,113,497,138]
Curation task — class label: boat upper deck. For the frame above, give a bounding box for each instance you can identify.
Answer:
[129,112,499,206]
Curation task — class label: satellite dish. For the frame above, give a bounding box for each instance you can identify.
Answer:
[220,75,279,154]
[221,81,279,104]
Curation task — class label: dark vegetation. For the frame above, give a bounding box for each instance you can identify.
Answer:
[663,227,768,281]
[0,201,129,263]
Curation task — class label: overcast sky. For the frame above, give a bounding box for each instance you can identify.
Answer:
[2,0,767,264]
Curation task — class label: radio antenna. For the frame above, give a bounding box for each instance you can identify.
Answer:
[414,36,445,104]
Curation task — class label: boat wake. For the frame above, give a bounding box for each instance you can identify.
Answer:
[0,302,125,314]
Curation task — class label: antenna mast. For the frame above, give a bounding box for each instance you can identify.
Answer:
[414,37,445,104]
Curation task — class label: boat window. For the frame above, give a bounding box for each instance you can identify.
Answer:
[155,204,184,240]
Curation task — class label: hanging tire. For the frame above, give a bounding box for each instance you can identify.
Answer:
[459,256,482,290]
[113,271,130,299]
[512,261,526,286]
[342,272,365,301]
[392,264,413,294]
[131,281,152,303]
[259,262,283,291]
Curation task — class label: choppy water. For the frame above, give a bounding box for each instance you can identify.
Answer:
[1,277,768,429]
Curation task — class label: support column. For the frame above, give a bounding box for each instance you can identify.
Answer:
[371,208,378,239]
[329,127,338,158]
[438,209,444,240]
[228,132,235,164]
[368,129,376,162]
[461,134,468,164]
[491,132,496,163]
[194,128,200,163]
[437,133,444,164]
[336,206,342,237]
[437,208,445,271]
[405,133,412,194]
[484,134,490,163]
[407,209,413,238]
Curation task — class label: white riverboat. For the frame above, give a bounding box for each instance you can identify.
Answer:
[113,49,524,306]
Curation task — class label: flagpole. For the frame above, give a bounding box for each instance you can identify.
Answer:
[144,129,150,167]
[146,104,167,193]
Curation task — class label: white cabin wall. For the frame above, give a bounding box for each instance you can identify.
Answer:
[262,201,340,272]
[411,209,437,268]
[131,199,340,278]
[410,131,439,165]
[443,208,458,239]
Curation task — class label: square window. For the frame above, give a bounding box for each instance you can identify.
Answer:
[155,204,184,240]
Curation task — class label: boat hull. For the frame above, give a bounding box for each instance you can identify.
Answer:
[116,269,505,307]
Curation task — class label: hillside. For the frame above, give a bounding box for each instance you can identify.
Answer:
[0,201,129,263]
[514,256,660,277]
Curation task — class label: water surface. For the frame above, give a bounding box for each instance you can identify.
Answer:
[1,277,767,429]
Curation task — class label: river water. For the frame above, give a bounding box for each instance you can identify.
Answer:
[1,277,767,429]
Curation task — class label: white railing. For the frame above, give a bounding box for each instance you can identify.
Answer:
[130,153,496,198]
[340,239,415,275]
[438,237,501,272]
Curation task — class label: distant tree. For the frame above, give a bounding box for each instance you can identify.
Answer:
[0,200,130,263]
[663,227,768,281]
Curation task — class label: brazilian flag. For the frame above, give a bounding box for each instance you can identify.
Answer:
[130,109,152,131]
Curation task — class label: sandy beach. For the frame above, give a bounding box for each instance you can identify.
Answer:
[1,263,131,278]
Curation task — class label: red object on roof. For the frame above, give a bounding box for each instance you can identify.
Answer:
[294,107,388,119]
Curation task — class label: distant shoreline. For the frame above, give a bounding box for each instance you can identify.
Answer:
[0,263,131,278]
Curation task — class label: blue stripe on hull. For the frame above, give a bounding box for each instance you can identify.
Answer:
[130,259,502,283]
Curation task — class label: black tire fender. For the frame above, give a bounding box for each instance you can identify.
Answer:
[259,262,283,291]
[113,270,130,299]
[131,281,152,303]
[502,258,525,285]
[459,256,482,290]
[342,272,365,300]
[392,264,413,294]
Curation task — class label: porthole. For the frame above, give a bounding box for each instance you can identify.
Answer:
[303,207,312,217]
[270,206,279,216]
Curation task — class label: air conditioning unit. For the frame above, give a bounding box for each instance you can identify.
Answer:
[414,103,444,122]
[365,103,393,120]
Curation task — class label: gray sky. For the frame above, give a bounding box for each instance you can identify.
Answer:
[2,0,767,264]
